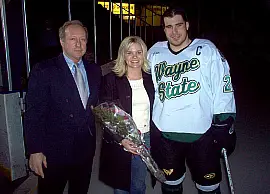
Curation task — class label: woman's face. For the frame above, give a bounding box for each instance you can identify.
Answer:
[124,42,144,70]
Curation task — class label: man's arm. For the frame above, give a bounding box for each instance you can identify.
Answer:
[210,48,236,115]
[24,64,49,154]
[210,48,236,156]
[24,63,50,177]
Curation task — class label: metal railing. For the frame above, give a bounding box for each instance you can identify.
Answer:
[0,0,166,90]
[0,0,12,90]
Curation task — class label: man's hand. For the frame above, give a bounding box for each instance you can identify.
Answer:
[121,139,139,155]
[211,116,236,157]
[29,153,47,178]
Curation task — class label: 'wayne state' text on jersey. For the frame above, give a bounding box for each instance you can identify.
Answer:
[147,39,236,134]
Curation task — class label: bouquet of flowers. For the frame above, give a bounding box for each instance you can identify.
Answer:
[92,102,167,183]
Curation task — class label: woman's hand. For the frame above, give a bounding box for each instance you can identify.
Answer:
[121,139,139,155]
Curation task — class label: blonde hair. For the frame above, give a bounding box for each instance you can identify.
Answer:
[113,36,149,77]
[59,20,88,41]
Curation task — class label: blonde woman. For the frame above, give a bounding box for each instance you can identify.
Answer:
[99,36,158,194]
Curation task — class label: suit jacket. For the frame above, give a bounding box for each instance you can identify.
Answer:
[24,53,102,166]
[99,71,158,190]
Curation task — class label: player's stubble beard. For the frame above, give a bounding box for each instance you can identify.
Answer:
[168,33,190,52]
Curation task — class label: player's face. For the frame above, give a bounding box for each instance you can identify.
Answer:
[124,42,144,70]
[164,14,190,51]
[60,24,87,63]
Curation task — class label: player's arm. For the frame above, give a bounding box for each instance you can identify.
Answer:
[210,48,236,156]
[211,49,235,112]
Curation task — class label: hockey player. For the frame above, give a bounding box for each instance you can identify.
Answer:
[147,7,236,194]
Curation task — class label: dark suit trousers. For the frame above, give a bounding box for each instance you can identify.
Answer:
[38,161,93,194]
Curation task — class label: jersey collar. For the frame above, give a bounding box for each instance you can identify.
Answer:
[167,39,194,55]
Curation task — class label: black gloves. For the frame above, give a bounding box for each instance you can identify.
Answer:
[211,116,236,157]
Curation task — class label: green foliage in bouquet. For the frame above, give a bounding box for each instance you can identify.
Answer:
[92,104,142,145]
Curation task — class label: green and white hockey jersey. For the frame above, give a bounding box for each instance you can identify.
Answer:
[147,39,236,134]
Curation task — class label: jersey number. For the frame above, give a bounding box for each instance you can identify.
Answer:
[223,75,233,93]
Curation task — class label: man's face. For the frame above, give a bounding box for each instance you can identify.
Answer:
[60,24,87,63]
[164,14,189,50]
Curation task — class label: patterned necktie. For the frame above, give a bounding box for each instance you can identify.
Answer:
[74,64,88,109]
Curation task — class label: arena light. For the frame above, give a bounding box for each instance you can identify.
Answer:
[98,1,135,15]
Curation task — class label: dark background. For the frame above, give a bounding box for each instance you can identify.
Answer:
[1,0,270,98]
[2,0,270,140]
[1,0,270,193]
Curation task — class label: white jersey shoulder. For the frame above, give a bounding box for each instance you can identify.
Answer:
[149,39,216,51]
[148,39,219,60]
[190,39,219,55]
[148,41,168,54]
[192,38,216,47]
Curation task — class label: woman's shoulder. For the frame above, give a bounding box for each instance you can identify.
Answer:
[104,71,117,81]
[105,71,128,82]
[103,72,127,88]
[142,71,153,81]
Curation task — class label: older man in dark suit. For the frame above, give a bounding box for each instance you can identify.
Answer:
[24,20,101,194]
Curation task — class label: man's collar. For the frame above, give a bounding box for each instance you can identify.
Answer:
[63,52,83,65]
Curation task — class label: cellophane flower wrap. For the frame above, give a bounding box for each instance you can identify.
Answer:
[92,102,166,183]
